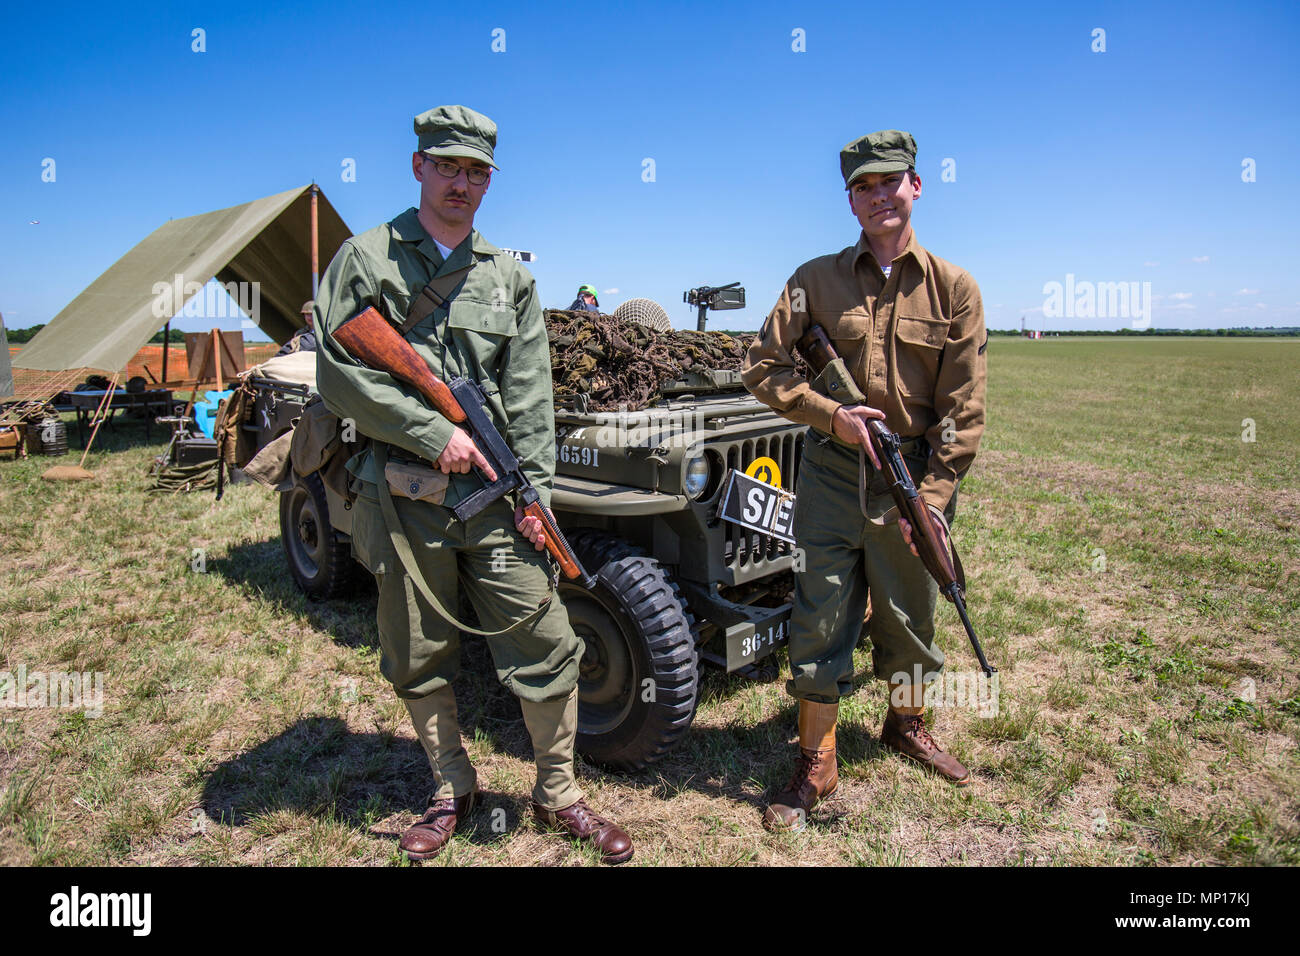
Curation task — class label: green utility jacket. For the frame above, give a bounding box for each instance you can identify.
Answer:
[315,208,556,510]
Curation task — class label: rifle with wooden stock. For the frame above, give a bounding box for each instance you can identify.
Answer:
[333,305,596,589]
[795,323,996,676]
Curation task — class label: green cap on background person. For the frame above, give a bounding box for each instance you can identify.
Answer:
[840,129,917,188]
[579,284,598,298]
[415,105,499,170]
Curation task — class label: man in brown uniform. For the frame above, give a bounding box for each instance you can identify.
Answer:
[741,130,987,830]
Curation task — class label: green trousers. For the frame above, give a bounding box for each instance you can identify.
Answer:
[350,482,585,805]
[350,483,583,701]
[786,434,957,703]
[404,685,582,807]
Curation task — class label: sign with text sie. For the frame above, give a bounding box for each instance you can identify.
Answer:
[719,469,796,544]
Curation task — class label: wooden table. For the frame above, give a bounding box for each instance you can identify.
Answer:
[63,388,175,446]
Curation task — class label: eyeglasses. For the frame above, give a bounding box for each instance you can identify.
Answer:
[426,157,491,186]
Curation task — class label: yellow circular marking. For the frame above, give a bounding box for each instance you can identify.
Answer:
[745,456,781,487]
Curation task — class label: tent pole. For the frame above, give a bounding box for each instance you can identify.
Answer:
[212,328,223,391]
[161,319,170,383]
[310,184,319,299]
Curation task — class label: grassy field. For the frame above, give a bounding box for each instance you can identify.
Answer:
[1,337,1297,866]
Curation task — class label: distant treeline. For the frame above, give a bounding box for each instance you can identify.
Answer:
[989,327,1300,337]
[3,323,44,343]
[3,324,187,345]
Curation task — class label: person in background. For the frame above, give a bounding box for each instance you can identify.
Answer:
[275,300,317,356]
[567,284,599,312]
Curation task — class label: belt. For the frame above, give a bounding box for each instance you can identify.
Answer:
[386,447,441,470]
[815,428,929,458]
[898,434,929,457]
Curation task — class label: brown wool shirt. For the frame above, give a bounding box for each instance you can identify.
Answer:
[741,230,987,510]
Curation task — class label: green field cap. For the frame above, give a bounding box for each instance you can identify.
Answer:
[415,105,499,170]
[579,284,598,297]
[840,129,916,187]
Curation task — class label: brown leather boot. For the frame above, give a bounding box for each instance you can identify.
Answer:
[399,791,479,861]
[763,700,839,832]
[881,709,971,785]
[533,799,634,865]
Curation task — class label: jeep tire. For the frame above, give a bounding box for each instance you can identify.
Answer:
[561,530,699,772]
[280,471,356,599]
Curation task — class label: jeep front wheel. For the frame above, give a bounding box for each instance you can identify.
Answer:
[561,530,698,772]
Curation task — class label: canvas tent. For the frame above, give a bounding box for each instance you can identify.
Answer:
[13,185,351,378]
[0,315,13,399]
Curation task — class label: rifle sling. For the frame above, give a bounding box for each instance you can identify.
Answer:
[373,441,552,637]
[859,446,870,519]
[400,265,472,333]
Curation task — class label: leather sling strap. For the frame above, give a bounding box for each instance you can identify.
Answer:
[859,446,871,519]
[400,264,473,333]
[373,441,553,637]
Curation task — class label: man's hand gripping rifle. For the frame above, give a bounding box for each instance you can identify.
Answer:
[333,306,596,590]
[795,324,996,676]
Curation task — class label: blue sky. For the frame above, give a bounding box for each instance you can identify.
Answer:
[2,0,1298,340]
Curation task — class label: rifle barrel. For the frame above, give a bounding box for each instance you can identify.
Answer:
[950,588,996,677]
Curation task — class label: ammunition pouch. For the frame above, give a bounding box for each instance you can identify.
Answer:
[809,356,866,406]
[384,458,449,504]
[806,356,867,448]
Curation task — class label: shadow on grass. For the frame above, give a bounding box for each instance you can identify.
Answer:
[64,407,178,456]
[198,567,890,830]
[209,539,379,650]
[197,709,538,850]
[440,643,893,816]
[196,639,543,848]
[569,662,892,818]
[199,716,424,829]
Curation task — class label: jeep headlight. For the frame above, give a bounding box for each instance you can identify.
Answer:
[684,454,711,499]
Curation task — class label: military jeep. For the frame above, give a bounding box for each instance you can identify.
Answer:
[250,310,806,772]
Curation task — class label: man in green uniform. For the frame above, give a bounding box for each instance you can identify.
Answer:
[315,105,632,864]
[741,130,987,830]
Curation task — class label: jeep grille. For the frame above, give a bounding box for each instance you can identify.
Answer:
[721,430,804,569]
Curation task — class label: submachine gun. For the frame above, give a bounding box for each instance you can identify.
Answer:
[333,306,596,590]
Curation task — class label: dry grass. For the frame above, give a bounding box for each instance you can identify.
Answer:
[1,337,1297,866]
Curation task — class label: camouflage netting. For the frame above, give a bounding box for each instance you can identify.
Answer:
[546,309,758,411]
